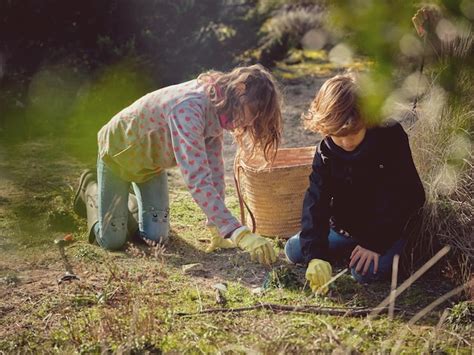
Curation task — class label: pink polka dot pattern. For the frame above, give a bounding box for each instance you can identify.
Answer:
[97,79,241,236]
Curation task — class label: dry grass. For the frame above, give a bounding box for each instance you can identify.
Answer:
[409,72,473,285]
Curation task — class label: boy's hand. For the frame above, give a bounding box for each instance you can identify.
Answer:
[305,259,332,294]
[350,245,380,275]
[230,226,276,265]
[205,225,235,253]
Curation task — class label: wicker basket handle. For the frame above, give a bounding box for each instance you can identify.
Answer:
[233,155,257,233]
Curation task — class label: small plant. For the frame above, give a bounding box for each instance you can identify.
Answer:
[263,265,302,290]
[446,301,473,332]
[46,195,79,231]
[1,273,20,286]
[74,244,102,262]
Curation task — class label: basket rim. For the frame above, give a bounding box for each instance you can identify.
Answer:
[238,146,316,173]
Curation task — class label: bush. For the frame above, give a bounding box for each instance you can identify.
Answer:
[258,3,326,66]
[409,78,473,284]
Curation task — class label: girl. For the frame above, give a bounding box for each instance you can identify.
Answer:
[74,64,281,265]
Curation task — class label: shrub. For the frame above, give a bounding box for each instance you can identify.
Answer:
[258,3,326,66]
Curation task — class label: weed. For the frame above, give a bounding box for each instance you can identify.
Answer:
[262,265,302,290]
[446,301,473,332]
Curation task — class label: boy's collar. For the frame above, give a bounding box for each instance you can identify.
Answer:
[325,129,371,159]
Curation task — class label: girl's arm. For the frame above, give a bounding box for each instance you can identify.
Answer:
[204,135,226,202]
[168,101,241,237]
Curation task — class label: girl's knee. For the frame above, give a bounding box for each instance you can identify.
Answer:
[141,226,169,244]
[141,207,170,244]
[97,217,128,250]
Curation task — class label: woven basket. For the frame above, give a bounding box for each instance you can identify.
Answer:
[234,146,316,239]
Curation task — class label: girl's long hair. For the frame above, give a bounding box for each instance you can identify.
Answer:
[198,64,282,162]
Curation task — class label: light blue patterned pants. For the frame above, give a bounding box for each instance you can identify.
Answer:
[94,158,170,250]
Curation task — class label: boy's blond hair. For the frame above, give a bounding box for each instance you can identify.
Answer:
[303,74,365,136]
[198,64,282,161]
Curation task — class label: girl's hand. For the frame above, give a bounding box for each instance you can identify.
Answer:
[349,245,380,275]
[205,225,235,253]
[230,226,276,265]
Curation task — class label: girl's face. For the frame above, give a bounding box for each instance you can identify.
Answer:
[330,127,367,152]
[225,102,255,132]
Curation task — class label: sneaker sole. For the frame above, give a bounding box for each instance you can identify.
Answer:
[73,169,95,218]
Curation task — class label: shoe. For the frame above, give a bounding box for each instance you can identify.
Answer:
[73,169,97,218]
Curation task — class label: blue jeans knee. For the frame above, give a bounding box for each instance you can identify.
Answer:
[132,171,170,244]
[284,234,304,264]
[351,267,383,284]
[350,239,406,284]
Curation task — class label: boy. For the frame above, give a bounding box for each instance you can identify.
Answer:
[285,74,425,291]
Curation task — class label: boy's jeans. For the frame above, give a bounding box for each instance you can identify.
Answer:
[94,158,170,250]
[284,229,406,283]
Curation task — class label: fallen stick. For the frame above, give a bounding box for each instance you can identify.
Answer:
[176,303,398,317]
[392,283,467,354]
[369,245,451,320]
[388,254,400,319]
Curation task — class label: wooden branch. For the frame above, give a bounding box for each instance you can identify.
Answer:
[176,303,396,317]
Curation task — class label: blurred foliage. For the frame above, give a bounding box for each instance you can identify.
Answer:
[257,1,327,66]
[0,0,329,155]
[0,0,260,152]
[0,0,258,84]
[66,60,156,161]
[328,0,473,124]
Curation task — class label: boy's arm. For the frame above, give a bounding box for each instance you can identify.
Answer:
[356,125,425,254]
[300,146,332,264]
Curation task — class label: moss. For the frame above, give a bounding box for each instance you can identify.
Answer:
[274,49,373,81]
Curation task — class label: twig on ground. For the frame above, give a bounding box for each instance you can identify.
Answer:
[176,303,397,317]
[315,316,343,346]
[392,283,467,353]
[389,255,400,319]
[369,245,451,320]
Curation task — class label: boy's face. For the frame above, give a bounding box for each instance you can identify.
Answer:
[330,127,367,152]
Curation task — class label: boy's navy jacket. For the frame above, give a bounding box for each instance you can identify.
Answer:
[300,120,425,264]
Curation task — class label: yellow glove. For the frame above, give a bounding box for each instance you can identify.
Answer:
[305,258,332,294]
[205,225,236,253]
[230,226,276,265]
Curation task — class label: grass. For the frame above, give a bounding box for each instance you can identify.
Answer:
[408,68,473,285]
[274,49,372,80]
[0,139,471,354]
